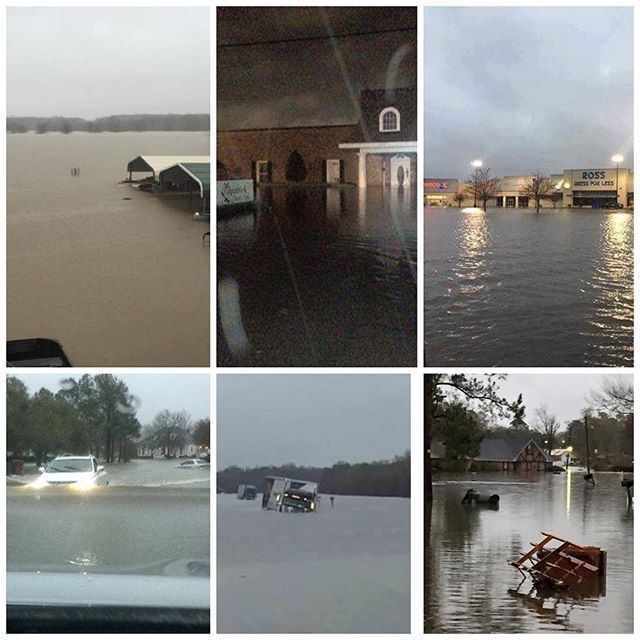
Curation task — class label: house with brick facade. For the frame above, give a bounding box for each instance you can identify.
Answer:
[217,87,416,189]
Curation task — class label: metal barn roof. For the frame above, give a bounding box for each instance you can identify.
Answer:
[158,162,210,198]
[126,155,210,178]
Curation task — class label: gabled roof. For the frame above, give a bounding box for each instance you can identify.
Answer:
[127,155,210,178]
[477,437,552,463]
[158,162,210,198]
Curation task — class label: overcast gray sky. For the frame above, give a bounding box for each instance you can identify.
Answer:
[444,373,633,428]
[12,373,210,426]
[217,7,416,130]
[7,7,209,118]
[217,374,410,470]
[424,7,634,178]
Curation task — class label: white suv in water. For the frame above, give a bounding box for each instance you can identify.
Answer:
[31,455,108,489]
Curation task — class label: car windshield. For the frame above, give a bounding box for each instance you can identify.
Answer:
[46,459,92,473]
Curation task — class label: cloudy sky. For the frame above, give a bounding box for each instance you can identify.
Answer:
[217,7,416,130]
[444,373,632,428]
[217,375,410,469]
[424,7,633,178]
[7,7,209,118]
[12,373,210,426]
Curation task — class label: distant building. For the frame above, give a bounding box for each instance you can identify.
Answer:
[474,438,553,472]
[136,430,203,459]
[424,178,459,206]
[217,87,417,188]
[429,437,553,472]
[425,167,634,208]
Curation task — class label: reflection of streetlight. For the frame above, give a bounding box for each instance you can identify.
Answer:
[471,159,482,207]
[611,154,623,207]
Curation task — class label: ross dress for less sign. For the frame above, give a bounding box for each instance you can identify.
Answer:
[217,179,254,205]
[571,170,617,190]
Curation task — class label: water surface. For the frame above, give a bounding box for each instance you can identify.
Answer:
[218,493,410,633]
[425,471,633,633]
[425,207,633,366]
[7,131,210,366]
[218,186,416,367]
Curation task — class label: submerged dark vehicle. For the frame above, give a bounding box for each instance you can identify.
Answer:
[7,338,72,367]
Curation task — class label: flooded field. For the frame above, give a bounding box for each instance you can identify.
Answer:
[425,471,633,633]
[424,207,633,367]
[218,185,417,367]
[7,131,209,366]
[217,493,410,633]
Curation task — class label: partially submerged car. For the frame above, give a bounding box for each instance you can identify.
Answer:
[30,455,107,489]
[262,476,318,513]
[177,459,210,469]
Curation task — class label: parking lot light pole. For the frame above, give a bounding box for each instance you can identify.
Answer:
[611,154,623,207]
[471,159,482,207]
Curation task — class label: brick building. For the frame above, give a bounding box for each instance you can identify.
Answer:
[217,87,417,188]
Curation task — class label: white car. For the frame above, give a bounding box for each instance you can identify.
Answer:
[30,455,108,489]
[177,459,209,469]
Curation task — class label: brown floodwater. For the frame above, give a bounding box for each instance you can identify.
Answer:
[425,471,633,633]
[7,131,210,366]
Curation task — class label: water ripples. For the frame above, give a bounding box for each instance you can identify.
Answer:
[425,208,633,366]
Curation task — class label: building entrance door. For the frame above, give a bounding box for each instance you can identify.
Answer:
[390,154,411,188]
[326,159,342,184]
[255,160,271,183]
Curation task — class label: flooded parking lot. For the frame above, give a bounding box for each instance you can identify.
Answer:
[7,131,210,366]
[425,471,633,633]
[218,185,417,367]
[218,493,410,633]
[424,207,633,367]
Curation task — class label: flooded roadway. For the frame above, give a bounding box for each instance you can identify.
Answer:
[425,471,633,633]
[218,185,417,367]
[7,131,210,366]
[7,459,209,574]
[425,207,633,367]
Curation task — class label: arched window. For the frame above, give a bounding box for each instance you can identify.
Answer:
[379,107,400,132]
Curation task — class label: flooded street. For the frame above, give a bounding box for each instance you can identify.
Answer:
[218,186,417,367]
[425,471,633,633]
[7,459,209,573]
[217,493,410,633]
[7,131,209,366]
[424,207,633,367]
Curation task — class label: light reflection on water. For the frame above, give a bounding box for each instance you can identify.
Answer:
[425,207,633,366]
[425,472,633,633]
[218,185,417,367]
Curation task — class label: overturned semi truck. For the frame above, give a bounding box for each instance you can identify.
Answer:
[262,476,318,513]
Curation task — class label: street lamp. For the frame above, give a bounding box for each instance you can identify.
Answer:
[471,159,482,207]
[611,154,623,208]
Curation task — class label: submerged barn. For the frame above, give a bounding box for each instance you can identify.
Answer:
[126,155,210,181]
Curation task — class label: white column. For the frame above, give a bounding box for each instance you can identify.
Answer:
[514,195,519,207]
[358,151,367,188]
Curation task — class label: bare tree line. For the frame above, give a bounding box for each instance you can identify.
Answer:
[7,113,210,134]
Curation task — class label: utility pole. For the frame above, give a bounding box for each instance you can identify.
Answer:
[584,416,595,486]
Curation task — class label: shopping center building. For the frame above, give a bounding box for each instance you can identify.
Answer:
[425,167,634,208]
